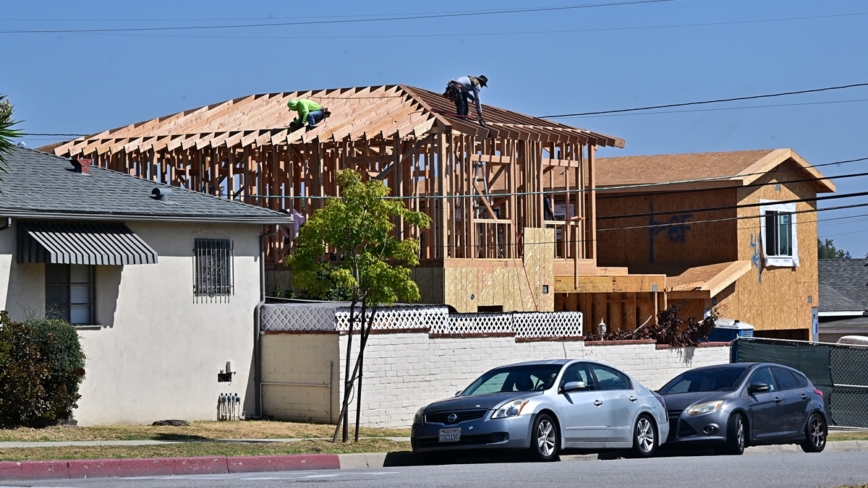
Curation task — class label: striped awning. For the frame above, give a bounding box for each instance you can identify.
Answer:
[17,222,158,265]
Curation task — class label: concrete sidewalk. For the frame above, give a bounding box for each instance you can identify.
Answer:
[0,437,411,449]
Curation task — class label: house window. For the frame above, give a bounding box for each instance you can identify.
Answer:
[760,200,799,268]
[765,211,793,257]
[193,239,234,303]
[45,264,95,324]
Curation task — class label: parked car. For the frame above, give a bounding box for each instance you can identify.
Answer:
[410,359,669,461]
[658,362,827,455]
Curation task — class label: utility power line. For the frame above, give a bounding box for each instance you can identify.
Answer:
[541,82,868,118]
[0,0,672,34]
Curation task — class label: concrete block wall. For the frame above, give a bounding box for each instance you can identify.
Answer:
[262,332,730,428]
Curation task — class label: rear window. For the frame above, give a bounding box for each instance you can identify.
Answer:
[660,366,749,394]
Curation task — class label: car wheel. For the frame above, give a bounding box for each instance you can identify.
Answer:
[718,413,746,455]
[800,413,827,453]
[529,413,560,462]
[631,414,658,458]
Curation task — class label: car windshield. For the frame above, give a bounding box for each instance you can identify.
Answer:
[460,364,563,397]
[659,366,749,394]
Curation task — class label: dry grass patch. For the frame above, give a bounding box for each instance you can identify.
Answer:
[828,431,868,442]
[0,421,410,443]
[0,439,410,462]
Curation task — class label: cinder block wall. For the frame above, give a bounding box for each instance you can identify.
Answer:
[262,332,730,428]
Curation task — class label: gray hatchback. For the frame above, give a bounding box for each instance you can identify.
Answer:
[659,362,827,455]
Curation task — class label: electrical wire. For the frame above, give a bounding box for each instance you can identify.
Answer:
[0,0,673,34]
[541,82,868,118]
[562,98,868,119]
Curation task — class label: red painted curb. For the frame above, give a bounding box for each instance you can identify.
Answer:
[0,454,341,480]
[227,454,341,473]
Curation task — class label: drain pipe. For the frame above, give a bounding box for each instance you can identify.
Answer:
[254,225,279,419]
[0,218,10,232]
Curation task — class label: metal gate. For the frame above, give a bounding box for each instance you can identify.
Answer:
[736,338,868,428]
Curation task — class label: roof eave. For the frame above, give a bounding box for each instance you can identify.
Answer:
[0,208,292,225]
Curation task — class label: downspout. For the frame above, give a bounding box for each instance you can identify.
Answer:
[254,225,279,419]
[0,218,10,232]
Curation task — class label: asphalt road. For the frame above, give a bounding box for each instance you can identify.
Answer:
[9,451,868,488]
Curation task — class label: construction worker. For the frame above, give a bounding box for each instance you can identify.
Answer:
[447,75,488,127]
[287,98,326,132]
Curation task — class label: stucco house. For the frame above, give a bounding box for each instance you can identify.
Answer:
[576,149,834,340]
[0,146,290,425]
[818,258,868,342]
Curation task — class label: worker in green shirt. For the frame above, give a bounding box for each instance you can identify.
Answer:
[287,99,326,131]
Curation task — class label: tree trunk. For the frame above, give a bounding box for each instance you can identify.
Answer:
[354,303,377,442]
[332,297,358,443]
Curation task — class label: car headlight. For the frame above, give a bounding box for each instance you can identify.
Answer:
[686,400,724,416]
[491,400,529,419]
[414,407,425,424]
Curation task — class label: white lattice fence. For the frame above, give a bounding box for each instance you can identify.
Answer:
[513,312,583,339]
[335,306,448,331]
[433,313,513,335]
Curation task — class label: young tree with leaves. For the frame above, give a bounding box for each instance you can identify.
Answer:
[285,169,430,442]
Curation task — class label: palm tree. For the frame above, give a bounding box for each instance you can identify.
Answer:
[0,95,23,170]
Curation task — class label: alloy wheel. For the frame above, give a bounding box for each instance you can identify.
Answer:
[810,416,826,449]
[537,419,556,457]
[736,416,745,449]
[636,417,655,453]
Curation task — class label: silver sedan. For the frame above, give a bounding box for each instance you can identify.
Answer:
[411,359,669,461]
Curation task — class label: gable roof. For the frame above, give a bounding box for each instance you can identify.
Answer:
[595,148,835,193]
[45,85,623,158]
[819,259,868,313]
[0,146,291,225]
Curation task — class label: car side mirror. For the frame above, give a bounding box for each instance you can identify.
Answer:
[561,381,587,393]
[454,391,462,397]
[748,382,770,395]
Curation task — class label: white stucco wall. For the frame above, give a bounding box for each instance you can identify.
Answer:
[261,331,730,428]
[0,220,262,425]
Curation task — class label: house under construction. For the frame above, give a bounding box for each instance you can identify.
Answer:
[46,84,668,329]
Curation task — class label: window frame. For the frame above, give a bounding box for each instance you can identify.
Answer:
[45,263,96,326]
[760,200,799,268]
[193,238,234,303]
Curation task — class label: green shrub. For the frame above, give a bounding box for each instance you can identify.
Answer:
[0,311,86,428]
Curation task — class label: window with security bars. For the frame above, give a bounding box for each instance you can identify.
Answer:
[193,239,234,303]
[765,211,793,257]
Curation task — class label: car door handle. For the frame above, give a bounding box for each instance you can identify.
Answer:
[594,399,603,406]
[774,397,782,403]
[801,394,809,400]
[629,396,638,402]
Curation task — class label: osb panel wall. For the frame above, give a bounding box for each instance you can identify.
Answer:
[731,160,818,333]
[442,228,555,313]
[595,188,738,267]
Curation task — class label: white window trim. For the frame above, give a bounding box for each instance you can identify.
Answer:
[759,199,799,268]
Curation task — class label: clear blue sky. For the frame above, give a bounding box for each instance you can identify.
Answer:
[3,0,868,256]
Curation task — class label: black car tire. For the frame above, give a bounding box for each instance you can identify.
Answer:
[631,414,658,458]
[800,413,827,453]
[529,413,560,462]
[716,413,746,455]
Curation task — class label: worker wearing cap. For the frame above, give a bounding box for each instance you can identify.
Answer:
[449,75,488,127]
[287,98,324,131]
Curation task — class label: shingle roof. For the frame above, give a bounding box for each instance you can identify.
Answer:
[819,259,868,312]
[47,85,623,158]
[0,146,291,224]
[594,148,835,193]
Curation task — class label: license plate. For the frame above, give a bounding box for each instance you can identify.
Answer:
[439,428,461,443]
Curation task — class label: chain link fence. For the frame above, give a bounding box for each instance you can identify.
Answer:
[736,338,868,428]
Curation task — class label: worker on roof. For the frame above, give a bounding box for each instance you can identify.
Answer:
[287,98,327,132]
[445,75,488,128]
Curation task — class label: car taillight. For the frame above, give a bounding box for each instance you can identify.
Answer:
[813,387,824,399]
[652,391,667,409]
